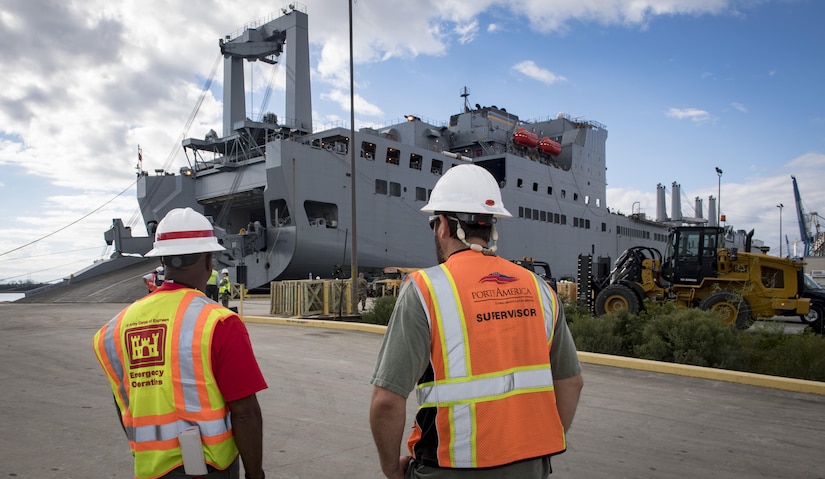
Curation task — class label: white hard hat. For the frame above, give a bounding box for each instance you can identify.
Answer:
[144,207,226,257]
[155,266,164,272]
[221,268,229,274]
[421,164,511,218]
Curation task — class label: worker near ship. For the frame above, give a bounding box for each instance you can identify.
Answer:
[206,267,219,301]
[357,272,369,311]
[219,268,231,307]
[92,207,267,479]
[369,164,583,479]
[142,266,165,293]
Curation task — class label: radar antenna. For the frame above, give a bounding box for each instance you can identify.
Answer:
[460,86,471,112]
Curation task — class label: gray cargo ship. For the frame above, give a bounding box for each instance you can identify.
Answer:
[105,6,690,290]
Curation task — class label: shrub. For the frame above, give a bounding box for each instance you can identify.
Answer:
[360,295,397,325]
[568,314,626,356]
[635,308,743,368]
[738,327,825,381]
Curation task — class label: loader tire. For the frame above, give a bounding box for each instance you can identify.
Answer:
[699,291,752,330]
[595,284,641,316]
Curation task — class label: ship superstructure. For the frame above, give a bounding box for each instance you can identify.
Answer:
[114,6,676,289]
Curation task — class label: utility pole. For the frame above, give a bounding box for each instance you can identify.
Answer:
[777,203,784,257]
[715,167,723,224]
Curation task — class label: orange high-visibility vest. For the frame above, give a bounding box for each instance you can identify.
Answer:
[406,252,566,468]
[93,288,237,479]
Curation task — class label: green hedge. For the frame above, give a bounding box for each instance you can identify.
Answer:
[567,300,825,382]
[360,297,825,382]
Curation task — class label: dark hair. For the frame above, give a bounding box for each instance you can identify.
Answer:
[161,253,204,269]
[443,216,491,243]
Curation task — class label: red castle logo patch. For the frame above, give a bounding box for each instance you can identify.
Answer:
[125,325,167,368]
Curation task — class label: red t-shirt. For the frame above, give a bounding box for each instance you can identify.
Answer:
[157,282,268,402]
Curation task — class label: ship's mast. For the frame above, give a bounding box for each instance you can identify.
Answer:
[219,5,312,135]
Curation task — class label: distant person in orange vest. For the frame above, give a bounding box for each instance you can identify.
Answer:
[142,266,165,293]
[369,164,583,478]
[93,207,266,479]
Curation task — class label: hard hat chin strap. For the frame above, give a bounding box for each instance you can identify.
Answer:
[455,222,498,256]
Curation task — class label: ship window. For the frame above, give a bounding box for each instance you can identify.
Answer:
[533,209,539,220]
[519,206,524,218]
[410,153,422,170]
[574,217,579,227]
[596,198,601,207]
[554,213,560,223]
[532,182,538,192]
[602,222,606,232]
[585,219,591,229]
[574,193,579,201]
[517,179,523,188]
[584,195,590,205]
[269,199,291,227]
[540,211,546,222]
[525,208,532,220]
[415,187,427,201]
[375,179,388,195]
[561,215,566,225]
[303,200,338,228]
[386,148,400,165]
[389,182,401,197]
[561,190,566,198]
[361,141,376,160]
[547,186,553,195]
[431,159,443,175]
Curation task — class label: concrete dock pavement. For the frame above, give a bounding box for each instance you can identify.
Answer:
[1,301,823,478]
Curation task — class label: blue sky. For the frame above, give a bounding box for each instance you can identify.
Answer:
[1,0,824,284]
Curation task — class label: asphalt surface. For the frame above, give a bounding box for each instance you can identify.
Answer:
[1,300,823,478]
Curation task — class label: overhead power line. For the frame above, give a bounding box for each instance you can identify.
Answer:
[0,180,137,258]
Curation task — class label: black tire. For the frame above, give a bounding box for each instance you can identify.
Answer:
[595,284,641,316]
[699,291,752,330]
[799,301,824,326]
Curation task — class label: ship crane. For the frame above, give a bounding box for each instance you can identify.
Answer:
[791,175,815,257]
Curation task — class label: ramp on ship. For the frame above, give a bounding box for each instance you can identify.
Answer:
[16,258,157,303]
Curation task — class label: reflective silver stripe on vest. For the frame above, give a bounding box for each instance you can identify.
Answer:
[417,367,553,406]
[129,416,232,443]
[102,315,129,409]
[453,403,472,466]
[177,295,210,413]
[536,276,557,343]
[420,265,468,379]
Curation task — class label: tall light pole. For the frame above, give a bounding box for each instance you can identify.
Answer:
[777,203,784,257]
[715,167,723,224]
[348,0,359,310]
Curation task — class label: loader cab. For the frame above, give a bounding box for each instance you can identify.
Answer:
[662,226,721,285]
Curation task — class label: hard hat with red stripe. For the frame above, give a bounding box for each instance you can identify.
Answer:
[144,207,225,257]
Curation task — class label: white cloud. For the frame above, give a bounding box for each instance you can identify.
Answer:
[666,107,711,123]
[730,102,748,113]
[513,60,567,85]
[321,89,384,118]
[455,20,479,44]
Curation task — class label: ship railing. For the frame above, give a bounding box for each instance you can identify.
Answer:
[528,113,606,131]
[224,3,308,41]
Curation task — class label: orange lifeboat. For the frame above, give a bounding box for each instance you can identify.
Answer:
[538,137,562,156]
[513,127,539,148]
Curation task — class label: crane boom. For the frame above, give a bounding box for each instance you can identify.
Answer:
[791,175,812,256]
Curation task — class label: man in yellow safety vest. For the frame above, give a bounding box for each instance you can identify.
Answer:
[93,207,267,479]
